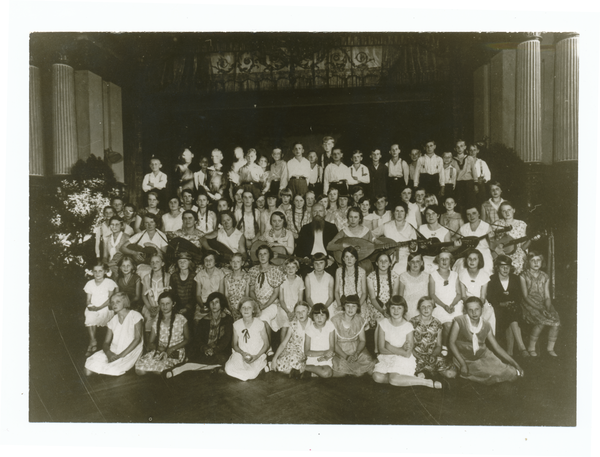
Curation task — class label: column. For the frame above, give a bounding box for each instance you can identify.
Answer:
[30,64,45,176]
[52,57,78,175]
[515,33,542,163]
[554,33,579,162]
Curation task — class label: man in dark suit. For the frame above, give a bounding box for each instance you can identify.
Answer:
[295,203,338,277]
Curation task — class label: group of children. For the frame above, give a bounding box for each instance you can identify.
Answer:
[82,136,558,387]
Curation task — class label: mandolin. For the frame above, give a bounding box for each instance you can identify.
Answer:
[331,237,433,265]
[492,230,546,258]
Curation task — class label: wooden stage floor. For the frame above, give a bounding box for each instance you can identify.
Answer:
[29,293,576,426]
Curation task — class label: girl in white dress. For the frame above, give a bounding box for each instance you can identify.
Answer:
[224,298,270,381]
[459,248,496,334]
[373,295,442,389]
[430,251,463,343]
[85,292,144,376]
[399,253,430,320]
[453,206,494,276]
[400,187,422,229]
[373,296,442,389]
[304,303,335,378]
[84,263,118,357]
[279,258,305,340]
[372,201,417,274]
[305,253,335,315]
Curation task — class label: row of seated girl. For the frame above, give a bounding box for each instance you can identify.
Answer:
[83,247,557,384]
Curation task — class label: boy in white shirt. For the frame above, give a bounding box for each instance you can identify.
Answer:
[142,158,168,208]
[469,143,491,206]
[323,148,351,194]
[441,151,457,199]
[347,150,370,195]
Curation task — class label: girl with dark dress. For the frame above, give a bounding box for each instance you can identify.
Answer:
[169,251,198,322]
[115,256,142,311]
[487,255,529,358]
[164,292,233,378]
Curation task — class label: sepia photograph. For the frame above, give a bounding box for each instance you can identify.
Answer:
[29,28,578,424]
[5,1,598,456]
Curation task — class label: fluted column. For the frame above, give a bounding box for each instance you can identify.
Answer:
[515,33,542,163]
[52,59,78,175]
[30,65,45,176]
[554,33,579,162]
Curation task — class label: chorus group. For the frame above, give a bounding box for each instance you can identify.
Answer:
[82,136,560,389]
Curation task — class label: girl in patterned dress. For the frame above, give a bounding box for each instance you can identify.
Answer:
[334,247,367,316]
[410,297,457,379]
[135,291,189,375]
[373,295,442,388]
[248,245,287,337]
[141,254,171,342]
[273,301,311,377]
[288,194,312,239]
[491,201,531,275]
[224,253,249,320]
[520,252,561,357]
[366,252,400,353]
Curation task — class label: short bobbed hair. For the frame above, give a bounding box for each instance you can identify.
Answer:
[341,294,361,314]
[310,303,330,320]
[386,295,407,316]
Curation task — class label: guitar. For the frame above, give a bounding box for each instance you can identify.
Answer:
[127,244,160,263]
[249,240,333,267]
[491,230,546,259]
[331,237,433,265]
[452,225,513,259]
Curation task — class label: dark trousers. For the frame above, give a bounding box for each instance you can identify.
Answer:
[387,177,406,211]
[455,179,477,211]
[419,173,441,196]
[288,177,308,197]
